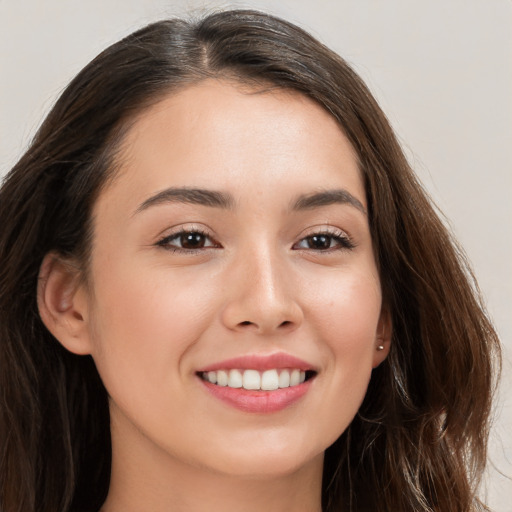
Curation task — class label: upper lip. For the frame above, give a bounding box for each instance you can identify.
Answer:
[197,352,316,373]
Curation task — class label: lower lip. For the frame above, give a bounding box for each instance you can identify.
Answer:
[199,378,313,413]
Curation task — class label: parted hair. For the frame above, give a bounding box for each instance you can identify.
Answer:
[0,9,500,512]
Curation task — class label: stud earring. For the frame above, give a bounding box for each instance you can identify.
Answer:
[377,344,385,351]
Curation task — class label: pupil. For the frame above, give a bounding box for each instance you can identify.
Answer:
[309,235,330,249]
[181,232,205,249]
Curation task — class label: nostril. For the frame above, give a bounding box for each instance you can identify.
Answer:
[233,318,299,332]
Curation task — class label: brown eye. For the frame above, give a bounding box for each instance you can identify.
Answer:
[306,235,333,250]
[180,232,207,249]
[293,230,355,251]
[157,230,218,251]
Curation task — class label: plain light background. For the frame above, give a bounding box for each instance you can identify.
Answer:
[1,1,510,509]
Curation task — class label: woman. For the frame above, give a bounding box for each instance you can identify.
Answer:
[0,9,500,512]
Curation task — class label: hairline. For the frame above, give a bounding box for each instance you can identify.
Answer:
[79,75,368,284]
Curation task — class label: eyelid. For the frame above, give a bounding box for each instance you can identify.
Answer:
[292,226,356,251]
[153,223,355,253]
[155,224,221,251]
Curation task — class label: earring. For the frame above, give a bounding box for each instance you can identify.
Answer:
[377,344,385,351]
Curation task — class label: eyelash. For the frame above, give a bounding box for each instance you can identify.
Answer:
[156,228,355,253]
[292,228,355,252]
[156,228,219,253]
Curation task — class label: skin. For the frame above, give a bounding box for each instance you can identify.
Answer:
[39,80,390,512]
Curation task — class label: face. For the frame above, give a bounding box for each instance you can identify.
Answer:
[73,81,389,478]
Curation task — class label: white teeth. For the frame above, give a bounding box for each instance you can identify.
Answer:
[261,369,279,390]
[217,370,228,386]
[290,369,300,386]
[278,370,290,388]
[243,369,261,390]
[228,369,243,388]
[202,368,311,391]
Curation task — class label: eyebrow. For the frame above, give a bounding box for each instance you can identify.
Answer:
[134,187,235,214]
[134,186,366,216]
[292,189,366,215]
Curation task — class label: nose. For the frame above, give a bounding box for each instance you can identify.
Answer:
[220,247,303,335]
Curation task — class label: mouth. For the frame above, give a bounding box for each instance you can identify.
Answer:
[196,353,317,413]
[198,368,317,391]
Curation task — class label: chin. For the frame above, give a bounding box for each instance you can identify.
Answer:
[195,438,325,480]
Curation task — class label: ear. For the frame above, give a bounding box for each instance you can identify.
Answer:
[37,252,92,355]
[372,306,392,368]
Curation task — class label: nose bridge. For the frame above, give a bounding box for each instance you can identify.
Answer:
[221,241,302,333]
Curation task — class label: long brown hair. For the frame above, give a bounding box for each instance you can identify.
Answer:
[0,10,500,512]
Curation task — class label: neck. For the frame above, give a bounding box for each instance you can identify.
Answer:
[100,410,324,512]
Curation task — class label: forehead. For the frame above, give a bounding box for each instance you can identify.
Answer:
[99,79,364,213]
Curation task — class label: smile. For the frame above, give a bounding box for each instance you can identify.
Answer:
[196,353,317,413]
[200,368,315,391]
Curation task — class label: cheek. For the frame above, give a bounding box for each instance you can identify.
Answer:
[303,267,382,435]
[85,258,219,393]
[307,265,382,350]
